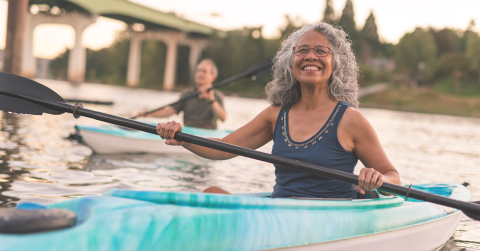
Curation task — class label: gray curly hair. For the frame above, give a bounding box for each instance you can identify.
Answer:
[265,22,359,108]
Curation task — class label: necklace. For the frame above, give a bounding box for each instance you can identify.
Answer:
[282,104,342,149]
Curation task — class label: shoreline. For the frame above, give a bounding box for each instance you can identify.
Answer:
[36,78,480,118]
[359,85,480,118]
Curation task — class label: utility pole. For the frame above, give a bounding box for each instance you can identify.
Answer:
[3,0,28,75]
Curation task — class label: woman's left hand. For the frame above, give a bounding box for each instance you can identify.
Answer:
[355,167,384,195]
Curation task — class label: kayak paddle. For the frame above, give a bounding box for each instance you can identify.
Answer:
[0,72,479,221]
[65,99,114,106]
[130,57,273,120]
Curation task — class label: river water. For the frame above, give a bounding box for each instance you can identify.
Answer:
[0,79,479,250]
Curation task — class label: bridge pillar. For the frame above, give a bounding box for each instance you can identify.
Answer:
[4,0,28,75]
[22,13,36,78]
[163,36,179,91]
[22,12,96,81]
[127,31,143,87]
[182,39,208,82]
[67,15,96,83]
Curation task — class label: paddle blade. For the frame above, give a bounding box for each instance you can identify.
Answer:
[0,72,67,115]
[464,201,480,220]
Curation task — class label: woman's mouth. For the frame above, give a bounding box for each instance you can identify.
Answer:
[302,66,322,71]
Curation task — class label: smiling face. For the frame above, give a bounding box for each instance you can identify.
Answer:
[292,30,333,88]
[195,61,216,87]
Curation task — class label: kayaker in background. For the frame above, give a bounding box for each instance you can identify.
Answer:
[156,22,401,199]
[137,59,226,129]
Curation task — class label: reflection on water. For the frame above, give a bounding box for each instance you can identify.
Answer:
[0,79,479,250]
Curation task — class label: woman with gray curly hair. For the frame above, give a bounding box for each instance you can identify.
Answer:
[157,22,400,199]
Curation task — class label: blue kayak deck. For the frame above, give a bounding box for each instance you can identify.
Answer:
[0,183,472,251]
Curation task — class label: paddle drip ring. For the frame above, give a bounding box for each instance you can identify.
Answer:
[73,103,83,119]
[405,184,413,201]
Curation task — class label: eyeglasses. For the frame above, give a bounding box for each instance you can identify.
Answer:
[293,45,331,57]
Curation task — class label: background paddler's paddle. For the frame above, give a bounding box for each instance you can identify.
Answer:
[0,72,479,221]
[130,57,273,120]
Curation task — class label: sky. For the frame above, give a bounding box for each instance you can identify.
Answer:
[0,0,479,59]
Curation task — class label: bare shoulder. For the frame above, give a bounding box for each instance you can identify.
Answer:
[258,105,282,124]
[341,107,374,132]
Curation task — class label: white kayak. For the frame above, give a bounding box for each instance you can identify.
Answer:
[76,124,232,154]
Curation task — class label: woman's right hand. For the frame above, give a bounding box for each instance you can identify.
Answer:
[156,121,184,146]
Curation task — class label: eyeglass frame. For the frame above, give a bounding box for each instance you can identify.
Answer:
[292,45,331,57]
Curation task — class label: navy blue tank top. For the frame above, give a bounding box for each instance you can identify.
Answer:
[271,101,359,199]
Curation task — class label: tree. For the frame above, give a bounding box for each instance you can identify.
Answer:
[465,31,480,72]
[49,49,69,80]
[395,28,438,82]
[359,11,380,62]
[361,12,379,47]
[322,0,336,23]
[279,15,304,40]
[429,28,461,57]
[338,0,359,52]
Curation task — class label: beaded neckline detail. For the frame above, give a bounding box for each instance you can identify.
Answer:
[281,104,342,149]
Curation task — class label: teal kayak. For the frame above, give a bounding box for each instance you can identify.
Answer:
[0,183,471,251]
[76,124,232,154]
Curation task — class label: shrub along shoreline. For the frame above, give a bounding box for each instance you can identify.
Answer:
[359,84,480,118]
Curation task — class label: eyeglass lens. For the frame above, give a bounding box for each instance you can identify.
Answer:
[294,46,329,57]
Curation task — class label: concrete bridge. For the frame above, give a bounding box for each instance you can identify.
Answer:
[22,0,222,89]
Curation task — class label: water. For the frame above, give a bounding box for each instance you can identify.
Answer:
[0,79,479,250]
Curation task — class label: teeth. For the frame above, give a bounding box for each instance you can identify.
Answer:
[304,66,319,71]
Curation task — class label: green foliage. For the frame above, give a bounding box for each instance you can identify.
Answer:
[85,37,129,85]
[358,63,392,87]
[429,28,462,57]
[395,28,437,81]
[279,15,304,40]
[433,77,480,97]
[322,0,336,23]
[140,40,167,88]
[49,49,69,80]
[203,27,278,95]
[358,12,380,62]
[465,31,480,70]
[338,0,359,52]
[85,48,110,83]
[361,12,379,47]
[176,46,191,85]
[434,53,471,78]
[104,38,130,85]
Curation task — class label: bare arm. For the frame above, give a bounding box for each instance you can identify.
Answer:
[139,106,177,118]
[338,108,401,194]
[198,86,226,121]
[157,106,281,160]
[210,100,226,121]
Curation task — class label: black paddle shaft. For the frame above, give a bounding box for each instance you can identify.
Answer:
[0,80,479,219]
